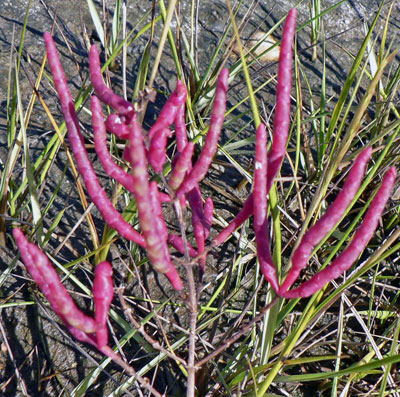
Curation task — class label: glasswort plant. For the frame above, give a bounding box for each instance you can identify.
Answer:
[13,7,397,394]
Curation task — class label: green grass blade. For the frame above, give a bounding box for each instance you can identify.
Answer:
[86,0,105,48]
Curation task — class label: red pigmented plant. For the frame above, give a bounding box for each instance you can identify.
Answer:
[13,228,104,348]
[13,7,397,394]
[13,228,164,397]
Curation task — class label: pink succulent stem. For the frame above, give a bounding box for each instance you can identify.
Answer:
[105,114,130,139]
[212,197,253,246]
[148,128,173,173]
[128,119,162,260]
[14,229,119,350]
[179,195,188,210]
[176,69,229,197]
[14,229,53,298]
[279,148,372,294]
[13,228,98,334]
[43,33,75,115]
[68,112,146,246]
[93,261,114,348]
[175,104,188,152]
[253,124,280,292]
[203,197,214,239]
[67,326,97,347]
[44,33,146,248]
[158,191,172,203]
[267,8,296,193]
[147,81,188,172]
[123,145,133,164]
[188,187,207,271]
[188,186,211,232]
[168,142,195,191]
[128,117,183,289]
[210,10,297,245]
[149,182,184,290]
[148,80,187,140]
[280,167,396,298]
[168,234,198,257]
[91,95,135,193]
[149,182,169,244]
[89,44,134,117]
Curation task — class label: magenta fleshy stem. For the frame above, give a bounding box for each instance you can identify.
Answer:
[189,186,213,234]
[253,124,279,292]
[68,106,146,246]
[89,44,134,117]
[168,142,195,191]
[128,117,183,289]
[148,80,187,140]
[123,145,133,163]
[128,119,161,261]
[149,182,183,290]
[14,229,120,350]
[212,197,253,246]
[149,182,169,243]
[44,33,146,248]
[14,229,53,299]
[188,187,207,270]
[67,326,97,347]
[93,261,114,348]
[92,96,135,193]
[176,69,229,197]
[203,197,214,239]
[210,11,297,245]
[179,195,187,211]
[267,8,297,193]
[175,104,188,152]
[105,113,130,139]
[158,191,172,203]
[13,228,98,334]
[279,148,372,294]
[148,127,173,173]
[280,167,397,298]
[168,234,198,257]
[25,241,98,334]
[43,33,75,117]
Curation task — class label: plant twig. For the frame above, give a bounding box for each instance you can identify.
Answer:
[117,288,187,366]
[195,296,280,367]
